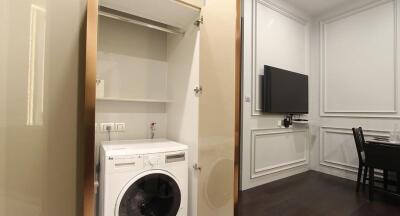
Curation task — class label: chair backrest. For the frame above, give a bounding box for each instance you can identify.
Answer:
[365,143,400,172]
[352,127,365,164]
[358,127,366,144]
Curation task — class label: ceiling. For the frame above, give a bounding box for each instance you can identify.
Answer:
[281,0,367,16]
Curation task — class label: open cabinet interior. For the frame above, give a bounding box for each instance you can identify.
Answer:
[95,0,201,215]
[89,0,239,215]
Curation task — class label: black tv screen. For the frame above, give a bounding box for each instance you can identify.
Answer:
[261,65,308,114]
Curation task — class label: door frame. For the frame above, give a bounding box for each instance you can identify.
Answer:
[83,0,98,215]
[234,0,242,214]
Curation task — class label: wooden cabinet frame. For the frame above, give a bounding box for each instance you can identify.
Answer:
[83,0,97,215]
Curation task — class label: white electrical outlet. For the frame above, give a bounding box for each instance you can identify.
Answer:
[100,123,115,132]
[115,123,126,132]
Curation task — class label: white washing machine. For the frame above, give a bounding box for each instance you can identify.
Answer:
[99,139,188,216]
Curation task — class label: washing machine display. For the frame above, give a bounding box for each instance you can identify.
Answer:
[118,173,181,216]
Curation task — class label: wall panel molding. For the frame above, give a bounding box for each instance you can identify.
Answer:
[319,127,390,172]
[320,0,400,118]
[256,0,308,24]
[250,128,309,178]
[251,0,309,115]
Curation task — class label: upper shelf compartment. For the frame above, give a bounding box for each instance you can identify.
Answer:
[99,0,201,31]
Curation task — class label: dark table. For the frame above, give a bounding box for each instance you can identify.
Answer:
[365,139,400,194]
[366,139,400,146]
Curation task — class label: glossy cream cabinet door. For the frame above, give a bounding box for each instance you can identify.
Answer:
[198,0,238,215]
[0,0,85,215]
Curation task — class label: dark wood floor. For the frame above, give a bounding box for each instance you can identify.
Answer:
[237,171,400,216]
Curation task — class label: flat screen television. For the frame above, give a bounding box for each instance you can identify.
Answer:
[261,65,308,114]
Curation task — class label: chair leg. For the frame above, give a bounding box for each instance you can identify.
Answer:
[356,165,363,192]
[383,170,389,190]
[362,166,368,191]
[369,167,374,201]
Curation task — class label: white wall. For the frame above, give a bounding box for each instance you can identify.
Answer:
[98,16,167,61]
[97,52,168,100]
[309,0,400,180]
[95,16,168,163]
[241,0,311,190]
[166,25,200,216]
[321,1,396,115]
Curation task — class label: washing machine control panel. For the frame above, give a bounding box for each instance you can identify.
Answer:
[111,152,185,172]
[143,155,161,168]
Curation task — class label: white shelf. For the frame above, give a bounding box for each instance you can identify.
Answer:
[100,0,201,30]
[96,97,173,103]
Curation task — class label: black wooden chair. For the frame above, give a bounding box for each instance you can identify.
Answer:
[352,127,369,192]
[365,143,400,201]
[352,127,389,192]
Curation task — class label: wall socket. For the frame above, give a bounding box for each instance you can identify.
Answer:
[100,123,114,132]
[99,122,126,132]
[115,123,126,132]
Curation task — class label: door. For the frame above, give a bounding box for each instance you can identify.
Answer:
[0,0,85,215]
[198,0,239,215]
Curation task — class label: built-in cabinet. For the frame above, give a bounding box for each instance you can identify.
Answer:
[91,0,238,215]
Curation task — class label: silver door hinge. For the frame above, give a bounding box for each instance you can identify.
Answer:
[193,163,202,171]
[194,16,204,26]
[194,86,203,95]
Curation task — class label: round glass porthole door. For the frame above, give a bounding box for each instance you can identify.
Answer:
[118,173,181,216]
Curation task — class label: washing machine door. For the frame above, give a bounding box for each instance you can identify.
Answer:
[116,170,181,216]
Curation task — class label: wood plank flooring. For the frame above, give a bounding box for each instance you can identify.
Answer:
[237,171,400,216]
